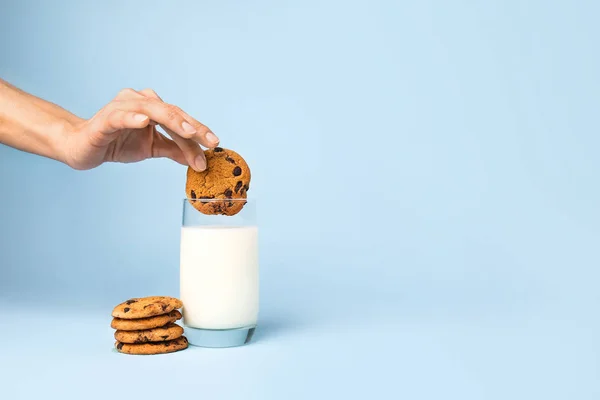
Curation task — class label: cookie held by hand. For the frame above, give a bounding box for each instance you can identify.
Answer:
[185,147,251,216]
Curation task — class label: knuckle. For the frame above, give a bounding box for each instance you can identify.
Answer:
[132,98,153,113]
[104,101,121,115]
[137,98,152,108]
[169,104,183,113]
[165,104,181,121]
[116,88,137,99]
[142,88,159,98]
[108,99,122,108]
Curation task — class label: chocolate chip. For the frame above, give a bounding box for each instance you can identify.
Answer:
[224,189,233,198]
[123,307,130,313]
[161,304,168,311]
[225,156,236,164]
[233,166,242,176]
[125,299,137,305]
[235,181,243,193]
[143,304,150,309]
[190,190,196,200]
[117,342,124,350]
[161,335,169,340]
[214,147,224,152]
[134,339,143,344]
[244,184,250,192]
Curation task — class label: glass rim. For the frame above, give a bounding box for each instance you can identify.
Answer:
[182,198,254,203]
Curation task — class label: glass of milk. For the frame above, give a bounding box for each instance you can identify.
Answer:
[180,198,258,347]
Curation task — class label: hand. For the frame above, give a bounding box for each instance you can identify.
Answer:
[62,88,219,171]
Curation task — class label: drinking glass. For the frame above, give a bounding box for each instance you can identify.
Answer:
[180,198,258,347]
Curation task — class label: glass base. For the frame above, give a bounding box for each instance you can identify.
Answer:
[184,325,256,348]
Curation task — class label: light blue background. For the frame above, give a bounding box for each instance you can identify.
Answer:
[1,0,599,398]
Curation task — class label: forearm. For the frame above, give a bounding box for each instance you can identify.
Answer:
[0,79,82,163]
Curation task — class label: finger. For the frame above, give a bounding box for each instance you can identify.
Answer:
[85,109,150,147]
[138,89,219,148]
[113,88,139,101]
[161,125,206,171]
[137,90,207,170]
[112,89,157,126]
[152,134,187,166]
[139,88,163,101]
[137,89,162,126]
[176,108,220,148]
[111,89,220,147]
[102,110,150,134]
[109,99,199,140]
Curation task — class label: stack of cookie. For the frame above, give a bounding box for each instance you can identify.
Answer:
[111,296,188,355]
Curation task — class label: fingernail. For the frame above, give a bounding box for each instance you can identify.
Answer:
[195,155,206,171]
[206,131,219,144]
[182,121,197,135]
[133,113,148,122]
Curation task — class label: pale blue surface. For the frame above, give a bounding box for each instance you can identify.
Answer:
[1,0,599,398]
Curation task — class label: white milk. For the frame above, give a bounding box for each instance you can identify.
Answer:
[180,226,259,330]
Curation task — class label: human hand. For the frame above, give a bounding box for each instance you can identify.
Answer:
[62,88,219,171]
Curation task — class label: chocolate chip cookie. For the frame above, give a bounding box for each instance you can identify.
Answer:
[111,296,183,319]
[114,323,184,344]
[111,310,182,331]
[185,147,251,216]
[115,336,188,355]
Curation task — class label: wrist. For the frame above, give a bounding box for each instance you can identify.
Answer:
[49,118,74,165]
[49,114,84,167]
